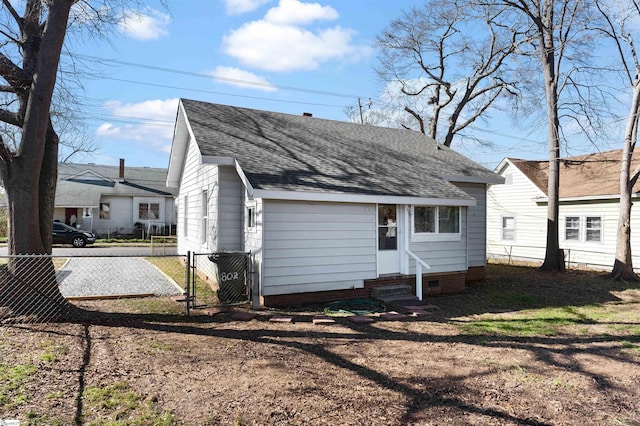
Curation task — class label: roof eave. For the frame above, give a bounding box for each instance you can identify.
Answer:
[440,174,505,185]
[252,189,476,206]
[534,193,630,203]
[166,100,190,188]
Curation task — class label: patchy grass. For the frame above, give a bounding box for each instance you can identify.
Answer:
[0,363,37,409]
[145,256,218,305]
[449,265,640,336]
[2,263,640,425]
[81,382,175,425]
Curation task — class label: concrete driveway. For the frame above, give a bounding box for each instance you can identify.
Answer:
[57,256,184,298]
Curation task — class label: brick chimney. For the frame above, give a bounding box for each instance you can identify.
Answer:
[119,158,125,182]
[302,112,312,117]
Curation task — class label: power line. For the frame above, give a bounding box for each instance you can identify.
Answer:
[71,53,372,100]
[96,76,349,109]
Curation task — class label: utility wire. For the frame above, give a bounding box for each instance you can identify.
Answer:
[71,53,371,100]
[96,76,349,109]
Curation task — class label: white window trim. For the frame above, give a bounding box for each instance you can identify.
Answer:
[183,195,188,238]
[201,189,208,245]
[563,214,603,244]
[585,215,603,243]
[245,201,257,233]
[501,215,516,242]
[564,215,580,242]
[410,205,461,242]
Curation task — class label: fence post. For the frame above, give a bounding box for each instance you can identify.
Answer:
[185,251,191,316]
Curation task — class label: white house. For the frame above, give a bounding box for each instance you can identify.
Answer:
[54,160,177,237]
[167,99,503,307]
[487,149,640,270]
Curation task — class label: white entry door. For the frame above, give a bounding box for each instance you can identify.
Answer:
[378,204,400,275]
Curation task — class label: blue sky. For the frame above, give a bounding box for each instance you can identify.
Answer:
[67,0,622,170]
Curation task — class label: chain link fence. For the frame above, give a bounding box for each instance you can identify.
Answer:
[0,251,253,324]
[185,252,251,312]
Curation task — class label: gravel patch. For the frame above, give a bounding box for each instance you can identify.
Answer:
[58,257,183,298]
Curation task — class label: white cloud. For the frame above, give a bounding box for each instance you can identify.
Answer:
[209,66,277,92]
[264,0,338,25]
[119,8,170,41]
[224,0,273,15]
[97,99,178,153]
[222,16,369,72]
[103,99,179,121]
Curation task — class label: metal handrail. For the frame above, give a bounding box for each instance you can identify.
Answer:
[406,249,431,301]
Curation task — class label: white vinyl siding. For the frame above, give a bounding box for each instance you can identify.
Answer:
[408,206,468,274]
[218,166,243,251]
[488,160,631,271]
[261,200,377,296]
[175,135,219,264]
[456,182,488,268]
[487,162,548,264]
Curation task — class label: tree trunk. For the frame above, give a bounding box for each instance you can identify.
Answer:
[0,1,75,321]
[539,24,564,273]
[608,82,640,281]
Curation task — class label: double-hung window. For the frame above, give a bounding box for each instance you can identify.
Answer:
[565,216,580,241]
[564,215,603,243]
[501,216,515,241]
[412,205,460,241]
[585,216,602,242]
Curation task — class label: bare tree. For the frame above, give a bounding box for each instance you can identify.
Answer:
[0,1,157,319]
[375,0,521,147]
[594,0,640,281]
[486,0,603,272]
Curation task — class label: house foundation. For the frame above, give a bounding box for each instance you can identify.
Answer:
[262,270,473,307]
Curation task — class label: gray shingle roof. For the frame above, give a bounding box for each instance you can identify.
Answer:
[182,99,500,200]
[59,163,175,196]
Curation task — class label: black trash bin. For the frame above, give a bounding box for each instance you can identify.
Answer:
[208,252,248,303]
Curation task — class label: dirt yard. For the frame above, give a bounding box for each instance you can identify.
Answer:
[1,264,640,425]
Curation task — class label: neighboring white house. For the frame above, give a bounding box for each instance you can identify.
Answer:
[167,99,503,307]
[487,149,640,270]
[54,160,177,237]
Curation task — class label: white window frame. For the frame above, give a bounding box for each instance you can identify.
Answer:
[201,189,208,244]
[585,215,603,243]
[564,215,603,243]
[501,215,516,241]
[183,195,188,238]
[564,216,580,242]
[411,205,461,242]
[246,201,257,232]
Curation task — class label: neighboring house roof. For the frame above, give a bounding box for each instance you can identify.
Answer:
[503,149,640,199]
[56,162,176,208]
[169,99,502,204]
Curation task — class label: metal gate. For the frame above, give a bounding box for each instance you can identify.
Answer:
[183,251,251,314]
